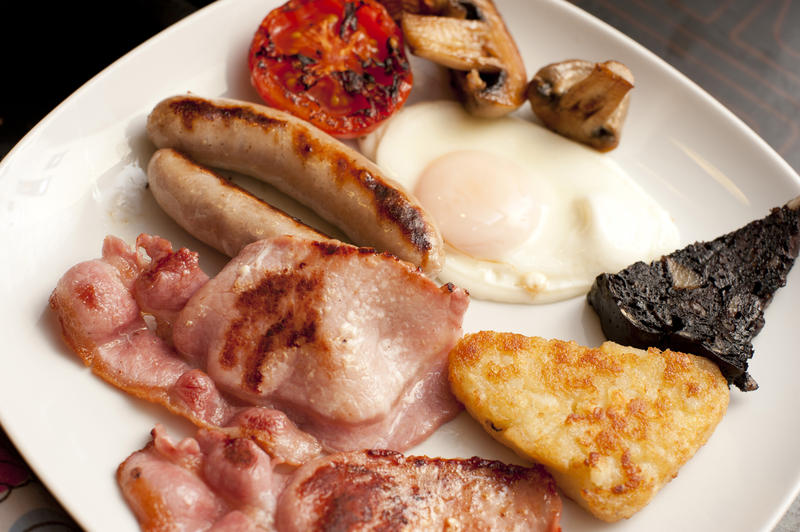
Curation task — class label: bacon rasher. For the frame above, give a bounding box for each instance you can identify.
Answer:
[119,425,563,532]
[50,234,468,457]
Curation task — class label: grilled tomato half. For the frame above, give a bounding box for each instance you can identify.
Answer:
[248,0,413,138]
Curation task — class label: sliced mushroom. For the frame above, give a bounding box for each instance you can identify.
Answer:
[380,0,448,21]
[400,0,527,117]
[400,15,503,71]
[527,59,634,151]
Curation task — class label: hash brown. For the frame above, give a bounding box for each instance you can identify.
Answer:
[448,331,729,522]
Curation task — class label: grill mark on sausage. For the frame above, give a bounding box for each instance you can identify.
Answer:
[169,97,287,132]
[361,170,433,254]
[162,96,436,267]
[294,130,314,158]
[220,270,323,394]
[289,128,433,256]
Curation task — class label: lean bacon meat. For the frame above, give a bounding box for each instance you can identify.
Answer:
[278,448,562,532]
[50,234,468,455]
[118,425,563,532]
[171,235,468,451]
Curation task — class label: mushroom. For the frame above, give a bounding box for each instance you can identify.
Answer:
[527,59,634,152]
[400,0,527,117]
[380,0,447,21]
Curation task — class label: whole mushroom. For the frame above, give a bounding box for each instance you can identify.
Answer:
[528,59,634,151]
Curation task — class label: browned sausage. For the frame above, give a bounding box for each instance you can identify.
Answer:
[146,94,444,275]
[147,148,332,258]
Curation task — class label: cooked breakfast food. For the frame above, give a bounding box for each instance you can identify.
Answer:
[448,331,730,522]
[49,234,322,465]
[279,448,562,531]
[147,148,333,258]
[588,196,800,391]
[248,0,413,138]
[399,0,527,117]
[528,59,634,151]
[50,233,468,454]
[42,0,791,527]
[361,100,680,303]
[146,94,444,275]
[173,235,468,452]
[378,0,444,21]
[118,425,281,531]
[119,424,563,532]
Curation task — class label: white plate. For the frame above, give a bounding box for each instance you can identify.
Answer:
[1,0,799,530]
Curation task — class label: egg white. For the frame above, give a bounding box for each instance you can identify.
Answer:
[361,101,680,303]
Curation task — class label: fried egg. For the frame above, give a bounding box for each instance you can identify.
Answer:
[360,101,680,303]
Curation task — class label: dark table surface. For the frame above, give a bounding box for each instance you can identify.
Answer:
[1,0,799,530]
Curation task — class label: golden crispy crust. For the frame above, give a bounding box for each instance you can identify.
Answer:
[448,331,729,522]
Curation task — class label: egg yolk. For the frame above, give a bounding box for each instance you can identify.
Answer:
[414,150,540,261]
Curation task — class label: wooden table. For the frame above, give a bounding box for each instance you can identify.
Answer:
[569,0,800,175]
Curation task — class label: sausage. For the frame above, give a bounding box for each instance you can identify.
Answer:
[147,148,332,258]
[146,94,444,275]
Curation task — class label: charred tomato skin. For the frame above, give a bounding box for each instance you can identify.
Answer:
[248,0,413,138]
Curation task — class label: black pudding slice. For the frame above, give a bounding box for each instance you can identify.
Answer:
[587,197,800,391]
